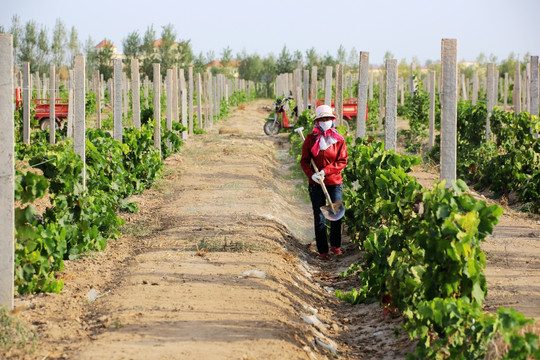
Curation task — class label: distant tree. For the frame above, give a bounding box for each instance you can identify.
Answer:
[141,25,156,55]
[94,39,114,81]
[520,52,531,72]
[192,52,206,74]
[141,25,157,79]
[122,30,141,71]
[221,46,233,67]
[498,52,519,78]
[293,50,303,65]
[488,53,498,64]
[205,50,215,64]
[383,50,394,63]
[305,47,319,69]
[68,26,81,64]
[322,52,336,67]
[18,20,38,70]
[276,45,294,74]
[336,44,347,65]
[476,52,487,66]
[9,15,23,66]
[175,40,193,69]
[347,47,358,70]
[238,54,263,82]
[158,24,177,76]
[51,18,67,68]
[83,36,97,75]
[261,54,277,84]
[36,26,50,74]
[459,63,474,80]
[398,58,410,79]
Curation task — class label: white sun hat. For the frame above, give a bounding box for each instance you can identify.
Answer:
[314,105,336,121]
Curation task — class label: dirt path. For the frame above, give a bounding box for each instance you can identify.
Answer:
[6,101,539,359]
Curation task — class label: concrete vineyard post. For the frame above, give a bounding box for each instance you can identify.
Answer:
[530,56,538,118]
[368,71,373,100]
[213,76,218,123]
[440,39,458,187]
[472,72,479,105]
[311,66,318,109]
[23,62,30,144]
[0,34,14,311]
[35,72,41,101]
[108,79,113,109]
[196,73,202,129]
[67,70,74,137]
[208,73,214,126]
[73,56,86,190]
[461,73,468,100]
[123,74,128,120]
[144,76,149,108]
[113,59,123,142]
[95,71,101,130]
[49,65,56,145]
[153,63,161,152]
[287,73,293,98]
[335,64,344,127]
[486,63,495,141]
[303,70,309,112]
[522,68,528,111]
[378,72,384,128]
[173,67,179,125]
[495,69,500,107]
[514,63,521,113]
[132,59,141,129]
[295,69,303,113]
[324,66,332,105]
[203,73,208,128]
[42,77,47,99]
[504,72,508,111]
[525,63,530,113]
[166,69,173,151]
[188,67,194,135]
[410,62,416,98]
[356,51,369,139]
[399,78,404,105]
[429,71,436,149]
[56,73,60,99]
[292,70,297,102]
[385,59,398,151]
[179,68,188,140]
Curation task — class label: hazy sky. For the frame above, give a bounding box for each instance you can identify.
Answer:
[2,0,539,65]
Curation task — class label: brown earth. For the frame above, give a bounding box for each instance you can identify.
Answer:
[3,99,540,359]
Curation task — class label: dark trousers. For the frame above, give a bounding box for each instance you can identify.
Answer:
[309,183,342,254]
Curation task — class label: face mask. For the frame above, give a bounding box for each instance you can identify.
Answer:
[318,120,333,132]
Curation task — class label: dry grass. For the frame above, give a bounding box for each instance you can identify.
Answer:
[485,322,540,359]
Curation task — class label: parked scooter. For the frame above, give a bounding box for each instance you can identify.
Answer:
[263,95,298,135]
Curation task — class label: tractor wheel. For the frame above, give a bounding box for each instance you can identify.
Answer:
[39,118,51,130]
[39,118,62,130]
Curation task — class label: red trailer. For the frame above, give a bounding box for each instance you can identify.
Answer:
[15,87,69,130]
[316,98,368,121]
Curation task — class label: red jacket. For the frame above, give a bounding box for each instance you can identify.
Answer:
[301,133,348,185]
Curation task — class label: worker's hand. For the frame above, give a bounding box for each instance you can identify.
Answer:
[311,170,325,184]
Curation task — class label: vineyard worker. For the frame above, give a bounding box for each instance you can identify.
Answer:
[301,105,348,260]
